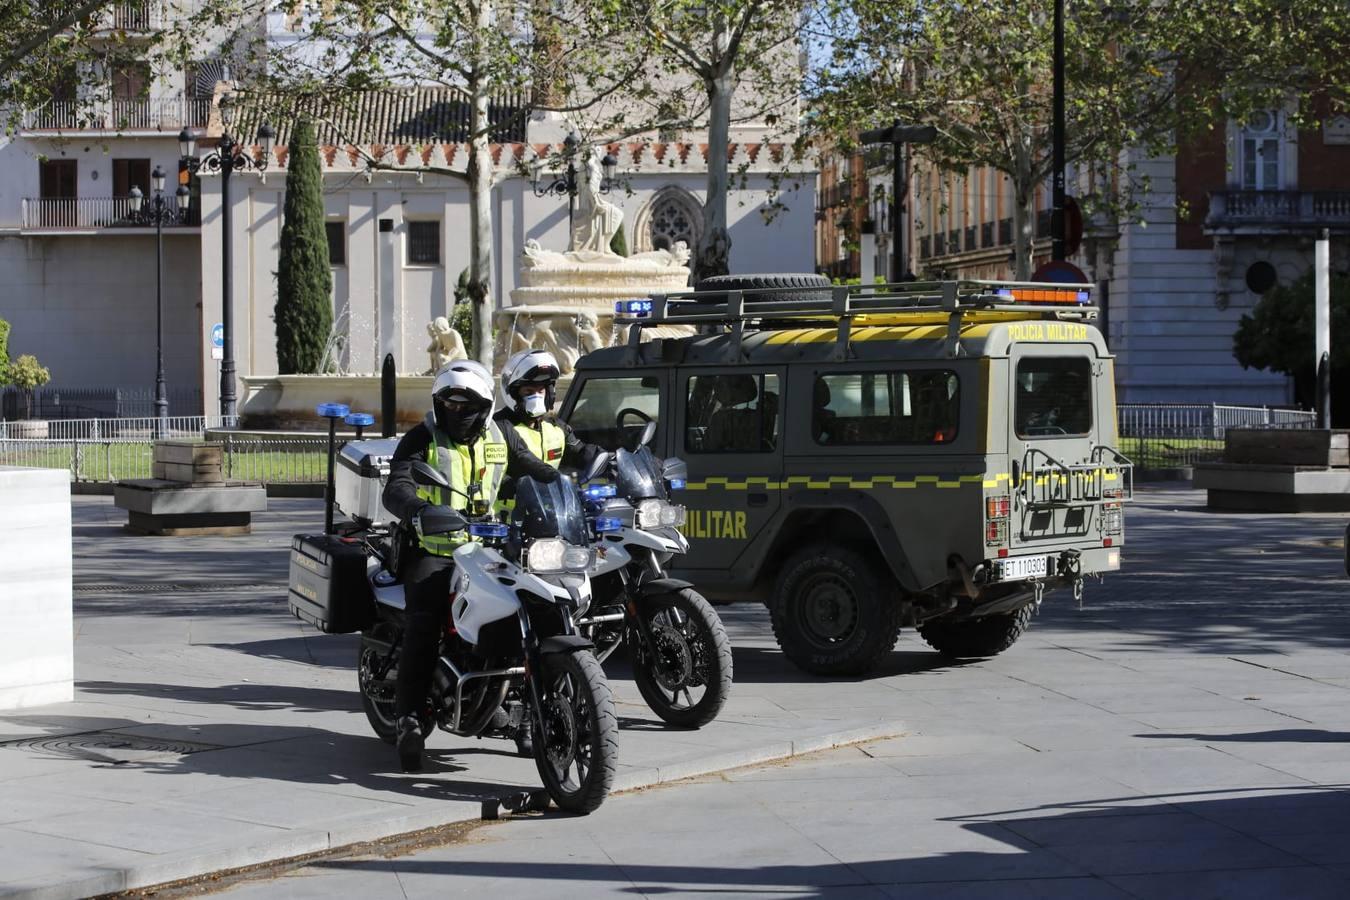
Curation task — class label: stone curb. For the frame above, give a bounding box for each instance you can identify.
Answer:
[0,720,903,900]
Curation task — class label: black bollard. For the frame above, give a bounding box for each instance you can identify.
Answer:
[317,402,350,535]
[381,353,396,437]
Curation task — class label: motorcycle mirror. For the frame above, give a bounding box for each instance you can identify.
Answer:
[661,456,688,481]
[580,450,612,485]
[410,460,450,490]
[638,419,657,448]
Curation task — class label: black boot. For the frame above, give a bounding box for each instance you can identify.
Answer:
[514,716,534,758]
[396,715,424,772]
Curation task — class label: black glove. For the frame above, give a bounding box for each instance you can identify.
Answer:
[537,466,561,484]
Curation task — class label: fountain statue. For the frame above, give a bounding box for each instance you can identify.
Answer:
[424,315,468,374]
[495,143,694,374]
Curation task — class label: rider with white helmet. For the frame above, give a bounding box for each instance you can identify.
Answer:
[494,349,602,479]
[381,359,555,771]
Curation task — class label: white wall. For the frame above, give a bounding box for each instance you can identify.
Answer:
[0,467,72,710]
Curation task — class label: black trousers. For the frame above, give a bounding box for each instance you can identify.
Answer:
[394,550,456,718]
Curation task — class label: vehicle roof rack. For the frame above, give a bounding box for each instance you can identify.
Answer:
[616,279,1098,361]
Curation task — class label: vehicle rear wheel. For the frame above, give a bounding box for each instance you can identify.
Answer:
[770,545,902,676]
[919,605,1033,659]
[358,626,401,745]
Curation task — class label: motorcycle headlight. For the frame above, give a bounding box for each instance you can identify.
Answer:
[659,503,686,528]
[527,538,595,574]
[636,499,663,529]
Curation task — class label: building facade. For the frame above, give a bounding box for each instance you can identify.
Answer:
[821,108,1350,405]
[0,2,817,418]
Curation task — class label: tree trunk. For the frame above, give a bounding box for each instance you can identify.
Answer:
[466,3,494,367]
[1011,187,1034,280]
[696,61,733,284]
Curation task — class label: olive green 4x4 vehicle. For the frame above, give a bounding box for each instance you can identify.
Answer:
[559,278,1133,676]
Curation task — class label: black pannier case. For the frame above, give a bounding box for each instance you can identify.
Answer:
[288,534,375,633]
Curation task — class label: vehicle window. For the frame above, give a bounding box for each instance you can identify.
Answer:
[567,376,661,450]
[813,370,959,445]
[685,373,780,453]
[1015,357,1093,437]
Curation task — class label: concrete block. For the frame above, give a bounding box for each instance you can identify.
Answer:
[1225,429,1349,467]
[0,467,72,710]
[153,441,223,467]
[113,481,267,515]
[153,461,224,484]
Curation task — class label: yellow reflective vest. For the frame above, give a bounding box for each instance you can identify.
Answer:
[496,419,566,516]
[415,420,507,556]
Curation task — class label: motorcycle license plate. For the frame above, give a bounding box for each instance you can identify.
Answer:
[996,555,1049,580]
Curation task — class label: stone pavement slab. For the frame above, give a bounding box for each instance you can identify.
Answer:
[155,485,1350,900]
[0,497,898,900]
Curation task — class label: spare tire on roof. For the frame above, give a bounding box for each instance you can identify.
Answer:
[693,273,832,305]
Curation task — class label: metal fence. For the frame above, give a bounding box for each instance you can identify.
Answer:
[1116,403,1317,469]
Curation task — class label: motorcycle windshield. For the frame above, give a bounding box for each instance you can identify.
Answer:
[511,473,588,545]
[615,446,665,500]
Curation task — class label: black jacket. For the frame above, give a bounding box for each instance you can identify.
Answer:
[494,408,599,476]
[382,420,558,523]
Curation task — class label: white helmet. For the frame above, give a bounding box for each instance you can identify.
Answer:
[430,360,495,442]
[499,349,561,416]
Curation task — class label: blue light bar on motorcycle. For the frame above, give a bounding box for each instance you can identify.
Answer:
[614,299,653,317]
[584,483,618,500]
[469,523,510,539]
[666,478,686,491]
[344,412,376,427]
[316,402,351,418]
[594,517,622,533]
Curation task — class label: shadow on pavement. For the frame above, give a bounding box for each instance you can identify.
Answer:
[1138,729,1350,744]
[302,786,1350,896]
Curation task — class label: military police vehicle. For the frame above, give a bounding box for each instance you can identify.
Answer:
[558,277,1132,676]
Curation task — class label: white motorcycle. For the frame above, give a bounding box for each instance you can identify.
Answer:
[355,456,618,814]
[578,422,733,728]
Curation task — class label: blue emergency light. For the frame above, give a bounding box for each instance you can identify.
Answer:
[666,477,686,491]
[994,287,1090,305]
[594,517,623,533]
[584,483,618,500]
[615,299,653,316]
[317,402,350,418]
[344,412,376,427]
[469,523,510,539]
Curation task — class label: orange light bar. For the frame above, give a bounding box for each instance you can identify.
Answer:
[993,287,1090,305]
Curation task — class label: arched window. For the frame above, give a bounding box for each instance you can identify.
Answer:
[634,186,702,254]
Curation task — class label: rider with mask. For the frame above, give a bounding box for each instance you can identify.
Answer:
[494,349,601,479]
[382,360,556,771]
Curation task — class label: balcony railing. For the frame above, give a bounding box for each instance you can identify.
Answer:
[22,198,200,230]
[1206,190,1350,233]
[100,2,164,32]
[20,96,210,132]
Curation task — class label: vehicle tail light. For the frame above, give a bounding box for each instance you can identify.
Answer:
[985,496,1011,519]
[985,519,1007,545]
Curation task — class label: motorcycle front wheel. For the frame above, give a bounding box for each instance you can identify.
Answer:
[631,588,733,729]
[533,650,618,814]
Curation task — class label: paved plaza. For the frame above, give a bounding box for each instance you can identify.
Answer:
[3,487,1350,898]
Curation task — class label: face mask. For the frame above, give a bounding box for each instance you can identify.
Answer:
[522,392,547,417]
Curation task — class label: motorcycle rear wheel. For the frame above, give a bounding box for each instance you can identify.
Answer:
[533,650,617,814]
[358,628,401,745]
[631,588,733,729]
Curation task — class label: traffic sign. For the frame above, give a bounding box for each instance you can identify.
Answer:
[1031,259,1088,284]
[210,323,224,348]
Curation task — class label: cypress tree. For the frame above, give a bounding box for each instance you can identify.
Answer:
[275,118,332,374]
[610,223,628,256]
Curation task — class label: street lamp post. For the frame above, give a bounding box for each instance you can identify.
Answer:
[178,97,275,421]
[530,132,619,231]
[129,166,193,437]
[860,122,937,283]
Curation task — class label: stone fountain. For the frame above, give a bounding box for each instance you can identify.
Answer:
[495,144,694,373]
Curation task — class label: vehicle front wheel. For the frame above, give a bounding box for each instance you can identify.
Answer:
[533,650,618,814]
[919,605,1033,659]
[631,588,733,728]
[770,545,902,676]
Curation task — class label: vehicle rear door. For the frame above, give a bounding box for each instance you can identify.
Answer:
[675,366,786,580]
[1006,343,1104,555]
